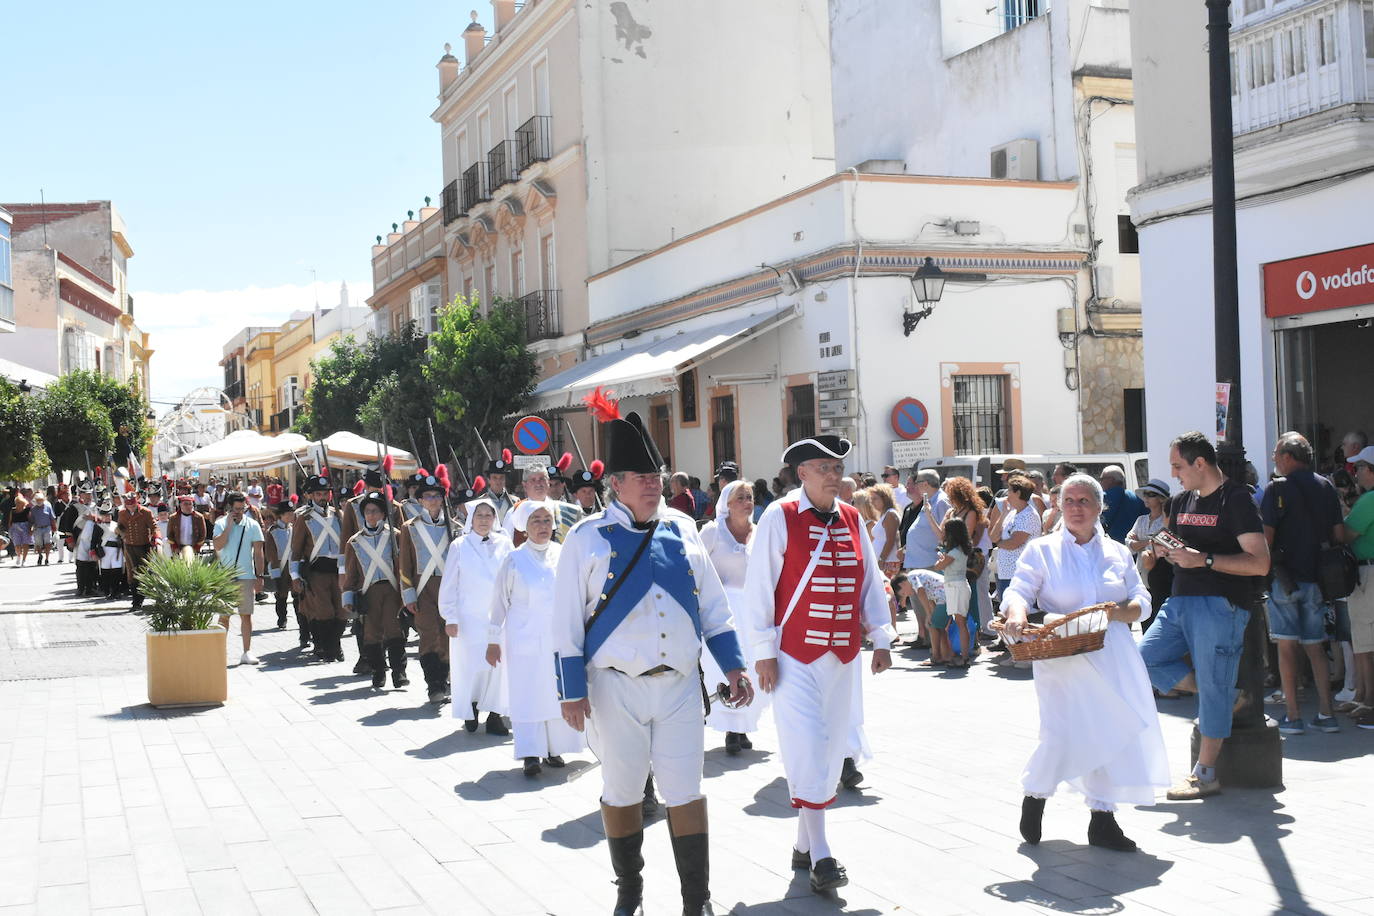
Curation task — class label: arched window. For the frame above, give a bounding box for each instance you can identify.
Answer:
[104,345,123,381]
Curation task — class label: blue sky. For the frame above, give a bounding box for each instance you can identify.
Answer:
[2,2,491,401]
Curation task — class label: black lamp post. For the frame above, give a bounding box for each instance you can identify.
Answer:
[904,257,947,336]
[1203,0,1282,787]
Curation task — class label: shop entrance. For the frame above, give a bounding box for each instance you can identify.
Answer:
[1277,317,1374,471]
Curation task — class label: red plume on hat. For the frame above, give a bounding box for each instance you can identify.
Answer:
[583,387,621,423]
[501,448,512,465]
[589,459,605,480]
[290,494,299,505]
[435,464,451,492]
[556,452,573,473]
[382,454,395,477]
[352,479,365,496]
[472,475,487,495]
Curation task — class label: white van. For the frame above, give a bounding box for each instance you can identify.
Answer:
[915,453,1150,491]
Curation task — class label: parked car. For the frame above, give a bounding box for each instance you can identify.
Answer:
[916,453,1150,492]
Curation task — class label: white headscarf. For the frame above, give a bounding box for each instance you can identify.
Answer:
[508,498,555,534]
[715,479,753,523]
[463,498,499,535]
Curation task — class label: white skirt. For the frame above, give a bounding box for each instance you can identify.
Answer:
[1021,620,1170,806]
[449,630,508,718]
[703,587,771,734]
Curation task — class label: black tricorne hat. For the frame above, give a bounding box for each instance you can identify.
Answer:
[303,474,332,494]
[781,436,852,467]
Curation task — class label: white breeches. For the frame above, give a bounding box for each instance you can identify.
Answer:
[586,667,704,808]
[773,652,855,808]
[512,717,585,760]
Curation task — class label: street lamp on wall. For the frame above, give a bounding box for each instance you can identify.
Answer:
[903,257,947,337]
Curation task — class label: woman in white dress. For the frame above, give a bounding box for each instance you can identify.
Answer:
[486,500,585,776]
[1000,474,1169,852]
[698,480,771,755]
[438,499,512,736]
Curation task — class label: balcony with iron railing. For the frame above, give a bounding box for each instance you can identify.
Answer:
[515,116,553,172]
[519,289,562,342]
[224,379,245,402]
[488,140,518,189]
[1231,0,1374,134]
[461,161,491,212]
[442,179,461,224]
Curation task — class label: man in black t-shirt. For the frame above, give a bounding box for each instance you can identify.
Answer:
[1139,432,1270,801]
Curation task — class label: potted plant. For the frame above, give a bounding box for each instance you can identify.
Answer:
[139,553,240,708]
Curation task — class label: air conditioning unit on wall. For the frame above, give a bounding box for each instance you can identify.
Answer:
[990,139,1039,180]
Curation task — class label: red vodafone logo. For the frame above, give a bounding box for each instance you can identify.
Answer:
[1265,242,1374,317]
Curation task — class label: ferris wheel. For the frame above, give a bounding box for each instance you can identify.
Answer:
[151,386,254,471]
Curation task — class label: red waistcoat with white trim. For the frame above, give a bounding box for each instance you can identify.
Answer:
[773,500,866,664]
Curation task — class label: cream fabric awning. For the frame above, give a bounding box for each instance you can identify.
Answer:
[529,307,797,411]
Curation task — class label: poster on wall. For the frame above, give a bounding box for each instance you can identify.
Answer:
[892,439,933,470]
[1215,383,1232,441]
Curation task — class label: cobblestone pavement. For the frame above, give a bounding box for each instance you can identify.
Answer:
[1,561,1372,915]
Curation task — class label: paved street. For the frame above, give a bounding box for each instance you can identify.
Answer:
[1,560,1372,915]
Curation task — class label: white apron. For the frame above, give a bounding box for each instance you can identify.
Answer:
[490,543,585,759]
[443,533,511,718]
[699,521,771,734]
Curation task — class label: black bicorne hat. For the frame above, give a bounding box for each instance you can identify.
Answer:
[781,435,853,467]
[303,474,332,494]
[362,469,385,488]
[487,449,513,476]
[605,412,665,475]
[358,492,389,518]
[414,474,445,497]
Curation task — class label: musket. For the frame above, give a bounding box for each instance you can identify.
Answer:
[426,418,456,537]
[447,444,472,491]
[471,426,494,463]
[406,427,426,473]
[83,450,94,490]
[564,420,604,512]
[378,420,402,593]
[318,439,336,501]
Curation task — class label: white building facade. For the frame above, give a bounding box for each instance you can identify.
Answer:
[1129,0,1374,473]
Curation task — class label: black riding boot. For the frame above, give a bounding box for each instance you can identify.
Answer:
[310,620,328,660]
[420,653,446,704]
[365,643,387,689]
[642,773,659,818]
[332,620,349,662]
[668,799,712,915]
[1088,810,1137,851]
[1020,796,1046,845]
[603,804,644,916]
[352,621,369,673]
[297,609,312,648]
[386,639,409,688]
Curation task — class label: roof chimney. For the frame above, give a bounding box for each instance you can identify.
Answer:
[437,43,459,92]
[492,0,516,31]
[463,12,487,66]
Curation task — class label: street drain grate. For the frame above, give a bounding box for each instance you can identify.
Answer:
[40,639,99,649]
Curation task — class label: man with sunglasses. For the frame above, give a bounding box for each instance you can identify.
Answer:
[881,465,910,508]
[741,435,896,894]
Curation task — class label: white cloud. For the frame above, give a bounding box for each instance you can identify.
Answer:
[133,281,372,405]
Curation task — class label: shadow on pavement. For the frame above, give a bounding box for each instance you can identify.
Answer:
[358,703,444,726]
[98,704,221,721]
[301,673,366,689]
[406,728,509,759]
[255,648,314,670]
[453,758,595,800]
[540,809,604,849]
[727,870,886,914]
[307,685,378,705]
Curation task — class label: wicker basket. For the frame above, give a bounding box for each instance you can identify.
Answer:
[992,602,1115,662]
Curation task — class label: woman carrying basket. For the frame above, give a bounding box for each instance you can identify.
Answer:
[999,474,1169,852]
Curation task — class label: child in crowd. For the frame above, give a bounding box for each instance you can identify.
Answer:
[909,568,952,666]
[934,518,974,667]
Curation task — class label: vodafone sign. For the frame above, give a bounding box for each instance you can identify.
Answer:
[1264,242,1374,318]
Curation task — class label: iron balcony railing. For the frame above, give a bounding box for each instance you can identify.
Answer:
[520,289,562,341]
[488,140,518,189]
[515,115,553,172]
[224,379,245,402]
[1231,0,1374,134]
[441,179,461,224]
[461,161,491,212]
[271,408,293,433]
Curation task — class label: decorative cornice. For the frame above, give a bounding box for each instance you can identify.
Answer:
[586,244,1084,346]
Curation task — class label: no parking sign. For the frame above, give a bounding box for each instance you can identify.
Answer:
[890,398,929,441]
[512,416,552,455]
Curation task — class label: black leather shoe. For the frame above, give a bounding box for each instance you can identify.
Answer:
[839,757,863,789]
[523,757,541,777]
[464,702,479,733]
[1088,810,1137,852]
[810,857,848,892]
[428,687,447,704]
[485,713,509,736]
[738,733,753,750]
[791,848,811,870]
[724,731,742,755]
[1020,796,1046,845]
[544,755,566,768]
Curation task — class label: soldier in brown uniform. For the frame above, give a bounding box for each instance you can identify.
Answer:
[166,494,209,559]
[289,474,348,662]
[116,491,159,612]
[339,469,403,673]
[399,469,456,704]
[342,492,407,690]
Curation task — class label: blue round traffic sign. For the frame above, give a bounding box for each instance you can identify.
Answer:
[890,398,929,441]
[513,416,552,455]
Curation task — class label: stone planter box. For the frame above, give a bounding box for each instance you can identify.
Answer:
[146,628,228,708]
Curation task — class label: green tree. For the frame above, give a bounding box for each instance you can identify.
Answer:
[0,377,42,480]
[42,370,151,464]
[36,375,116,475]
[424,295,539,460]
[298,324,435,454]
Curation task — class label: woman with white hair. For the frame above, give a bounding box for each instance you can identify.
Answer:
[487,500,586,776]
[1000,473,1169,852]
[699,479,771,755]
[439,497,513,736]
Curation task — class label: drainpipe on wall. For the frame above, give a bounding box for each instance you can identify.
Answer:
[847,168,868,469]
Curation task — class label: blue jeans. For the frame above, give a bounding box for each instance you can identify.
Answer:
[1266,580,1328,644]
[1139,594,1249,739]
